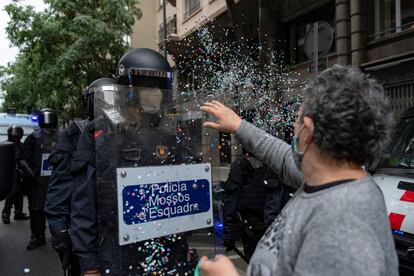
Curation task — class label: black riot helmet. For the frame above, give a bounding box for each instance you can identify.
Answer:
[116,48,173,90]
[7,126,23,142]
[38,108,58,129]
[83,78,116,120]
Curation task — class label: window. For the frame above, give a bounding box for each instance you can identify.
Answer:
[401,0,414,30]
[370,0,414,40]
[377,117,414,170]
[184,0,201,19]
[384,81,414,119]
[377,0,396,34]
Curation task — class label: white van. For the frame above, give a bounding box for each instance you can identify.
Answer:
[371,107,414,274]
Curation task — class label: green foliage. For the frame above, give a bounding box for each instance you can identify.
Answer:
[1,0,142,123]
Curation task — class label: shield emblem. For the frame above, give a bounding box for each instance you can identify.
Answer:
[156,145,168,160]
[122,148,142,162]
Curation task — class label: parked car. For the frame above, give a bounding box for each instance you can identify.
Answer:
[371,107,414,274]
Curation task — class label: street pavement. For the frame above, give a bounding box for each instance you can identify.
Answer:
[0,199,247,276]
[0,199,62,276]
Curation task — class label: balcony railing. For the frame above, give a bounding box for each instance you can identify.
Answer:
[384,80,414,119]
[288,52,338,74]
[158,15,177,46]
[368,21,414,41]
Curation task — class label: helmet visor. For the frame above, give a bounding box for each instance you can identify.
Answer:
[38,111,58,128]
[117,69,173,90]
[94,85,173,126]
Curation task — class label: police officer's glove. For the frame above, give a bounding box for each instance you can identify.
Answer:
[224,238,235,252]
[18,159,36,181]
[51,230,71,270]
[16,169,25,182]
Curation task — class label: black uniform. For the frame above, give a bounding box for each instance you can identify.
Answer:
[2,142,29,222]
[71,117,193,275]
[70,120,99,272]
[24,128,59,248]
[223,155,294,260]
[44,120,87,275]
[44,121,87,232]
[0,142,15,201]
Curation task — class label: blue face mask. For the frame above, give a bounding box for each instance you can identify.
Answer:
[291,126,310,170]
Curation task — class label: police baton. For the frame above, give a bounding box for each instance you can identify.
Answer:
[231,247,249,263]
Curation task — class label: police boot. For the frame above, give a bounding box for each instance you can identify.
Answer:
[26,235,46,250]
[2,212,10,224]
[14,212,30,220]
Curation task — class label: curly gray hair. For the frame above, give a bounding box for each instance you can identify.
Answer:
[301,65,394,165]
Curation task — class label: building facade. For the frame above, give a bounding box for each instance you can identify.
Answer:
[130,1,414,166]
[282,0,414,118]
[130,0,177,66]
[167,0,414,117]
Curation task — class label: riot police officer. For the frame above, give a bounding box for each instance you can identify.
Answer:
[2,126,31,223]
[71,48,198,275]
[44,78,114,275]
[0,142,14,201]
[223,149,293,261]
[24,108,59,250]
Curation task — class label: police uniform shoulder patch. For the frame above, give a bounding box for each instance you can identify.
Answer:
[156,145,168,160]
[94,129,104,139]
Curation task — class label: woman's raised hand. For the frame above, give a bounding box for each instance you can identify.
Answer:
[200,101,242,133]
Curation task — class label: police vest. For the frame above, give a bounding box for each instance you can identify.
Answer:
[32,129,59,177]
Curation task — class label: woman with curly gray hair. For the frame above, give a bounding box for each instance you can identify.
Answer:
[199,65,398,276]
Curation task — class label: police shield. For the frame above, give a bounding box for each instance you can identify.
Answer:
[94,85,222,274]
[0,142,15,201]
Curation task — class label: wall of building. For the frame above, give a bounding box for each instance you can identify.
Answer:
[280,0,333,22]
[130,0,177,67]
[156,1,177,67]
[366,32,414,62]
[156,0,177,40]
[281,0,414,117]
[131,0,177,49]
[131,0,158,50]
[176,0,235,39]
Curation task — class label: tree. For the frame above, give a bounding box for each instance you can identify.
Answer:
[0,0,142,123]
